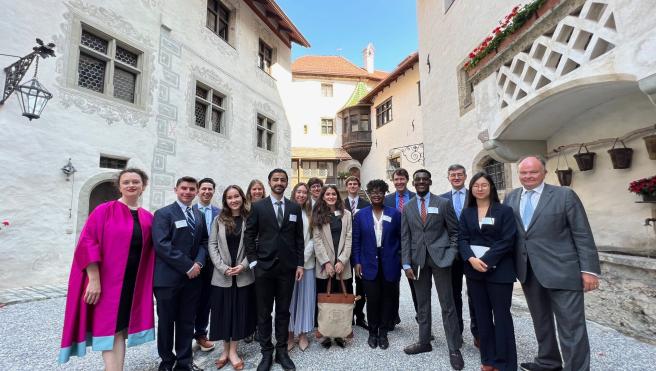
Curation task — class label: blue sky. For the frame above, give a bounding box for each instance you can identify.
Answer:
[277,0,418,72]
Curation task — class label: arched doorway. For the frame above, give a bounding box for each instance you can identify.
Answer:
[88,181,120,215]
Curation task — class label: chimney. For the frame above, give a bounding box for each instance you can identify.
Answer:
[363,43,375,74]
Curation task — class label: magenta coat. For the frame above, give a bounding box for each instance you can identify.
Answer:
[59,201,155,363]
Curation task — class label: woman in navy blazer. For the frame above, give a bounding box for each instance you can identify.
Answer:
[352,179,402,350]
[458,172,517,371]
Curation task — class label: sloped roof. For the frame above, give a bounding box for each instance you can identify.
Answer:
[342,81,370,109]
[292,55,387,81]
[243,0,310,48]
[291,147,352,160]
[360,52,419,103]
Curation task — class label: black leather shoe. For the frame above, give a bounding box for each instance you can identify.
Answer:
[378,335,389,350]
[274,350,296,371]
[519,362,563,371]
[257,353,273,371]
[403,342,432,355]
[367,335,378,349]
[355,318,369,330]
[394,316,401,325]
[321,337,332,349]
[158,363,173,371]
[244,333,254,343]
[334,337,346,348]
[449,350,464,370]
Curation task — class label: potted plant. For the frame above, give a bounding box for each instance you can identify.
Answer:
[554,149,573,186]
[608,139,633,169]
[644,134,656,160]
[573,144,596,171]
[628,175,656,202]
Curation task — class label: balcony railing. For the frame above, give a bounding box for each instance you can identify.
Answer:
[342,131,371,144]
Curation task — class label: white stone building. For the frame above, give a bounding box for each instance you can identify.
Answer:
[285,44,387,188]
[417,0,656,340]
[0,0,308,289]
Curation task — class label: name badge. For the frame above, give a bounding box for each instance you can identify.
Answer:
[382,215,392,223]
[482,217,495,225]
[334,211,342,216]
[289,214,297,222]
[427,207,439,214]
[175,220,188,228]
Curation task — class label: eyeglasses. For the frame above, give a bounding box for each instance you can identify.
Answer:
[472,184,490,189]
[448,173,466,178]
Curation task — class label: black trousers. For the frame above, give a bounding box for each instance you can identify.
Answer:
[467,278,516,371]
[362,270,399,337]
[353,274,366,321]
[194,261,213,337]
[451,257,478,338]
[254,264,295,353]
[154,278,202,370]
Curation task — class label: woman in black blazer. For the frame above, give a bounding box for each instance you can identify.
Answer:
[458,172,517,371]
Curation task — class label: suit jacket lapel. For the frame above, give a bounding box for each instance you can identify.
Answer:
[510,190,523,230]
[264,196,279,229]
[406,197,422,228]
[172,202,193,236]
[322,223,334,261]
[282,197,291,228]
[527,185,553,231]
[219,222,229,261]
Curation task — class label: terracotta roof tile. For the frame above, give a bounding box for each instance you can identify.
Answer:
[292,55,387,81]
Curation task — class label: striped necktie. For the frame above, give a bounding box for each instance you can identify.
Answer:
[420,197,427,224]
[185,207,196,236]
[398,193,405,212]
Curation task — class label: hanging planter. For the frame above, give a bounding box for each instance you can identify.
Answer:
[644,134,656,160]
[608,138,633,169]
[573,144,596,171]
[555,149,573,186]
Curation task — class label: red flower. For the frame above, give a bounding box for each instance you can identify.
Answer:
[2,220,8,226]
[469,52,476,58]
[485,36,493,42]
[464,61,470,68]
[493,27,502,34]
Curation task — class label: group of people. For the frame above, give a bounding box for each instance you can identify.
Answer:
[59,154,601,371]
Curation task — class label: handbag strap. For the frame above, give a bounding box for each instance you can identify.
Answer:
[325,273,349,296]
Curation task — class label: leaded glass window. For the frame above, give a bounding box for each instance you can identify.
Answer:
[194,82,225,134]
[483,158,506,189]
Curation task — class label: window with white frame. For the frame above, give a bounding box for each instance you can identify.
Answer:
[257,114,275,151]
[77,27,142,104]
[194,82,225,134]
[321,118,334,135]
[376,98,393,127]
[206,0,230,42]
[258,40,273,74]
[321,83,333,97]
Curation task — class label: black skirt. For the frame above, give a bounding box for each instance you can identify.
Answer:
[116,209,142,332]
[209,282,256,341]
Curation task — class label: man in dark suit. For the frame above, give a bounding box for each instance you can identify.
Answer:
[383,168,416,327]
[244,168,304,371]
[344,175,370,330]
[152,176,209,371]
[192,178,220,352]
[439,164,479,347]
[401,169,464,370]
[504,156,600,371]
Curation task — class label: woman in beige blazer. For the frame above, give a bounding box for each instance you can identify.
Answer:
[312,184,352,349]
[208,185,255,370]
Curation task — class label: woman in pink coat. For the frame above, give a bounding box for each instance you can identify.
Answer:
[59,168,155,370]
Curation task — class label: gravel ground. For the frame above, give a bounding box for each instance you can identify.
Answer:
[0,283,654,371]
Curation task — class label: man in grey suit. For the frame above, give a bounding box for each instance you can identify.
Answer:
[401,169,464,370]
[504,156,600,371]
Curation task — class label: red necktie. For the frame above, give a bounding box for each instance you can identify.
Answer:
[420,197,427,224]
[398,193,405,212]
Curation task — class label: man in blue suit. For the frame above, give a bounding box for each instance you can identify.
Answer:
[383,168,416,327]
[439,164,479,348]
[153,176,209,371]
[353,179,402,350]
[192,178,220,352]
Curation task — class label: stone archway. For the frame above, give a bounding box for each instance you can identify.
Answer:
[75,171,119,238]
[88,181,120,215]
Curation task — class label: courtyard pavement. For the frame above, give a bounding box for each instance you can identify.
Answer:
[0,283,654,371]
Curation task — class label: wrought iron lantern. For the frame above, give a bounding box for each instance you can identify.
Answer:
[0,38,55,121]
[61,158,77,181]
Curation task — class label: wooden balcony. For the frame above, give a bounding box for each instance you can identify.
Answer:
[341,131,372,163]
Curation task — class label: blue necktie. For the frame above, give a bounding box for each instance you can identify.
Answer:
[454,191,463,219]
[522,190,535,229]
[185,207,196,236]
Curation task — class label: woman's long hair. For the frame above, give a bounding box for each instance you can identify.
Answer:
[312,185,344,227]
[291,182,312,215]
[465,172,500,208]
[246,179,266,205]
[218,185,250,234]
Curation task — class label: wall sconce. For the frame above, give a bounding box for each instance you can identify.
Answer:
[61,158,77,181]
[0,38,56,121]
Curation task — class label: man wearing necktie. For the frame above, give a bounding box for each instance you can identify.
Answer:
[504,156,600,371]
[401,169,464,370]
[152,177,208,371]
[192,178,220,352]
[440,164,479,348]
[244,169,304,371]
[344,175,371,330]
